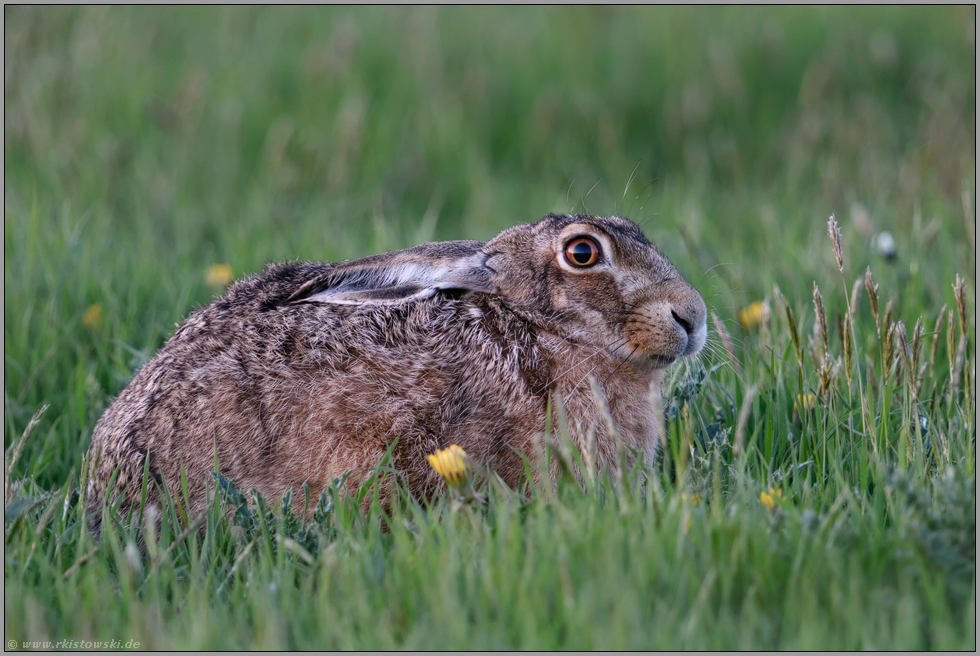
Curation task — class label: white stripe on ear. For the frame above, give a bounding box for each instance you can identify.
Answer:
[303,285,439,306]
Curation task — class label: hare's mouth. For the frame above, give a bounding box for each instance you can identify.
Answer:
[626,351,680,372]
[615,325,706,371]
[645,353,678,369]
[606,342,680,372]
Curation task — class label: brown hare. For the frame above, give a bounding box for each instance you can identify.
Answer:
[86,214,706,523]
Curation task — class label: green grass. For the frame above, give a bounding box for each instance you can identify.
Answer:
[4,6,975,650]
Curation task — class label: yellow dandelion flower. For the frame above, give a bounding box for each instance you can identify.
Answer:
[759,487,783,511]
[206,263,234,288]
[427,444,472,489]
[82,304,102,330]
[738,301,764,329]
[794,393,817,415]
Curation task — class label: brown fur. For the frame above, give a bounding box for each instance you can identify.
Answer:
[86,214,706,524]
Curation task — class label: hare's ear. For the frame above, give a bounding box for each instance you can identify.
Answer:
[288,241,497,306]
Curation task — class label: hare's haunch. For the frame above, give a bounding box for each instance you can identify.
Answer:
[87,214,706,521]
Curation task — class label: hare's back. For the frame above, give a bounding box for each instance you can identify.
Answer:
[87,262,333,502]
[89,262,546,510]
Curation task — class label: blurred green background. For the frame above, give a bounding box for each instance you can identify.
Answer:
[3,6,976,484]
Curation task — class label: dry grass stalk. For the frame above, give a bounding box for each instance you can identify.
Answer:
[758,297,772,351]
[952,275,969,394]
[711,311,740,377]
[966,359,974,423]
[143,504,160,565]
[648,384,666,470]
[849,276,863,323]
[732,384,758,457]
[837,311,846,361]
[4,405,48,506]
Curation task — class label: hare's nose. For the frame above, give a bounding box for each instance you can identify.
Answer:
[670,299,706,336]
[670,294,707,355]
[671,309,694,334]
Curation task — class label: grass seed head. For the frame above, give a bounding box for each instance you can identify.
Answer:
[884,322,897,384]
[865,267,880,336]
[828,214,844,274]
[953,274,967,336]
[947,310,957,391]
[812,282,830,359]
[817,359,837,397]
[912,317,925,395]
[912,317,924,371]
[808,320,821,364]
[895,321,918,402]
[928,305,947,379]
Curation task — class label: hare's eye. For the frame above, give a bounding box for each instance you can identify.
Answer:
[564,237,601,268]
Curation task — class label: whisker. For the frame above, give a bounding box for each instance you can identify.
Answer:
[565,349,621,400]
[700,262,735,279]
[581,178,602,212]
[602,344,639,387]
[623,162,642,200]
[544,338,628,390]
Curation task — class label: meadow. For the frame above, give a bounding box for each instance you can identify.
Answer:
[4,6,975,649]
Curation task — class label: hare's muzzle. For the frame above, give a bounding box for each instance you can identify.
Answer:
[623,282,707,368]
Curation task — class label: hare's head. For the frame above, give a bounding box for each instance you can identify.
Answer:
[482,214,706,371]
[291,214,706,371]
